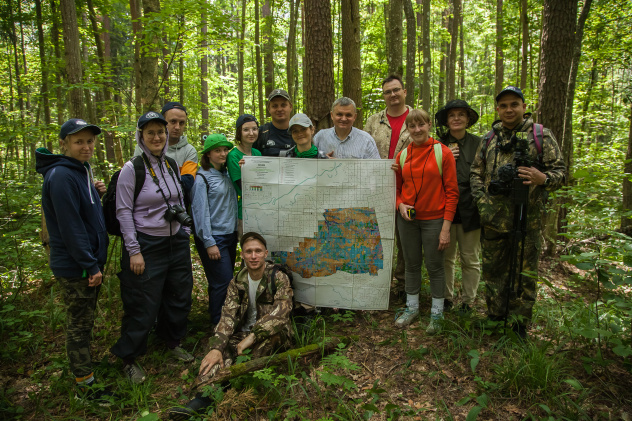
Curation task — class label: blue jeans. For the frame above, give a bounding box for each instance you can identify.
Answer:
[195,232,238,324]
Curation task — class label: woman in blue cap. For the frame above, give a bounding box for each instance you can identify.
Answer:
[191,134,239,326]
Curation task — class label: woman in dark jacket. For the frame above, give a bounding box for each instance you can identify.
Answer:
[435,99,482,313]
[36,118,114,404]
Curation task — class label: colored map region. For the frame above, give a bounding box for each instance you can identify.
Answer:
[274,207,383,278]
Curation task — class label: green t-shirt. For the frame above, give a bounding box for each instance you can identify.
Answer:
[227,147,261,219]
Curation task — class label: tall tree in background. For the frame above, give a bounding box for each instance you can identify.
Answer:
[420,0,431,110]
[447,0,461,101]
[59,0,84,118]
[262,0,274,98]
[238,0,246,115]
[623,101,632,232]
[403,0,416,107]
[255,0,264,122]
[537,0,578,253]
[519,0,529,91]
[139,0,162,111]
[35,0,52,150]
[287,0,300,104]
[438,8,448,106]
[341,0,362,127]
[130,0,142,112]
[200,9,209,133]
[304,0,334,131]
[495,0,504,96]
[388,0,403,75]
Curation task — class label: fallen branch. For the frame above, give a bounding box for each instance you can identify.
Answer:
[193,336,351,391]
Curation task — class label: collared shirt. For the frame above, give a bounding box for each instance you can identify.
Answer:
[313,127,380,159]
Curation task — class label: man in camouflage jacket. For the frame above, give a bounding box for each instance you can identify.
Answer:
[199,232,293,378]
[470,86,565,335]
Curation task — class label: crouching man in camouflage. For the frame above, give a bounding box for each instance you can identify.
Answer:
[170,232,293,419]
[470,86,565,338]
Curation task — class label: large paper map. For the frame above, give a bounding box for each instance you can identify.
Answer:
[242,157,395,310]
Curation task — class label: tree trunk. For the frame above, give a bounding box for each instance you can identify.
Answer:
[438,9,448,107]
[341,0,362,127]
[388,0,403,75]
[420,0,430,110]
[262,0,274,98]
[537,0,578,255]
[304,0,335,131]
[139,0,162,112]
[577,59,597,156]
[494,0,504,97]
[287,0,300,105]
[403,0,416,107]
[59,0,84,118]
[447,0,460,101]
[622,102,632,231]
[179,56,184,104]
[520,0,528,91]
[239,0,246,116]
[255,0,264,122]
[35,0,52,151]
[50,0,65,126]
[200,10,209,133]
[459,9,464,96]
[130,0,142,113]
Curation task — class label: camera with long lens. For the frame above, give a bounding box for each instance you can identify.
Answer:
[488,134,534,204]
[164,204,193,227]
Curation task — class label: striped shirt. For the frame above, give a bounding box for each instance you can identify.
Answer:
[313,127,381,159]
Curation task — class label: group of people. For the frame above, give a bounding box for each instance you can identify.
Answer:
[35,73,565,414]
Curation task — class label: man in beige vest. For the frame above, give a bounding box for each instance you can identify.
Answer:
[364,74,412,285]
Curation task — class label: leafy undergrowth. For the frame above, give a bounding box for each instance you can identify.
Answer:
[1,257,632,420]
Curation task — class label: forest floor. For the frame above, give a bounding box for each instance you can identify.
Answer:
[2,256,632,420]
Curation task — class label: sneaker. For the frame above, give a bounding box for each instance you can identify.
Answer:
[76,382,120,407]
[426,317,442,335]
[394,307,419,328]
[444,299,453,311]
[124,363,146,384]
[170,346,194,363]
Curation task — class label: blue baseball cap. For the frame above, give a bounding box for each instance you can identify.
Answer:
[495,86,525,103]
[59,118,101,140]
[137,111,167,129]
[236,114,259,129]
[161,101,187,115]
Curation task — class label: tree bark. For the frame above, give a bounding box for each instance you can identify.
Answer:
[341,0,362,127]
[35,0,52,151]
[438,8,449,107]
[60,0,84,118]
[129,0,142,113]
[304,0,335,131]
[622,102,632,231]
[403,0,416,107]
[520,0,529,91]
[50,0,65,126]
[494,0,504,98]
[420,0,430,110]
[447,0,460,101]
[262,0,274,99]
[255,0,264,122]
[287,0,300,105]
[239,0,246,116]
[200,10,209,133]
[194,336,349,391]
[139,0,162,112]
[388,0,403,75]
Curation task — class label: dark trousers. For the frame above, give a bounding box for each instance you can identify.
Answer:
[58,276,100,378]
[111,229,193,360]
[194,232,238,325]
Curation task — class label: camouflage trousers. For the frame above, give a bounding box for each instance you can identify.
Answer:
[220,332,289,368]
[57,276,100,378]
[482,228,541,322]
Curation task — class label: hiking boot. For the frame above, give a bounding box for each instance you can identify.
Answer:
[169,395,214,420]
[124,363,146,384]
[170,346,194,363]
[444,299,453,311]
[76,382,120,407]
[426,317,443,335]
[394,307,419,328]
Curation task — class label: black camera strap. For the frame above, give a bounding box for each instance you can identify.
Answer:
[409,141,433,209]
[140,152,184,209]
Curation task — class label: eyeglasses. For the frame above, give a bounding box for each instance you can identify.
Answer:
[383,87,402,96]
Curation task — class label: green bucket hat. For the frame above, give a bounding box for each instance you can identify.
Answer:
[202,134,233,154]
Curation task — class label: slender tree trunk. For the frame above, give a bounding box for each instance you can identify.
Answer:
[179,56,184,104]
[420,0,430,110]
[255,0,264,122]
[17,0,30,112]
[304,0,334,131]
[35,0,52,151]
[262,0,274,98]
[239,0,246,115]
[388,0,403,75]
[59,0,84,118]
[520,0,528,91]
[341,0,362,127]
[438,9,448,107]
[162,37,170,101]
[495,0,504,97]
[459,9,464,95]
[200,10,209,133]
[139,0,161,111]
[622,102,632,232]
[287,0,300,104]
[130,0,142,113]
[403,0,416,107]
[447,0,460,101]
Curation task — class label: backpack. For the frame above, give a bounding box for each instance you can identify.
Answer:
[268,261,294,296]
[102,154,179,236]
[399,142,443,176]
[481,123,544,164]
